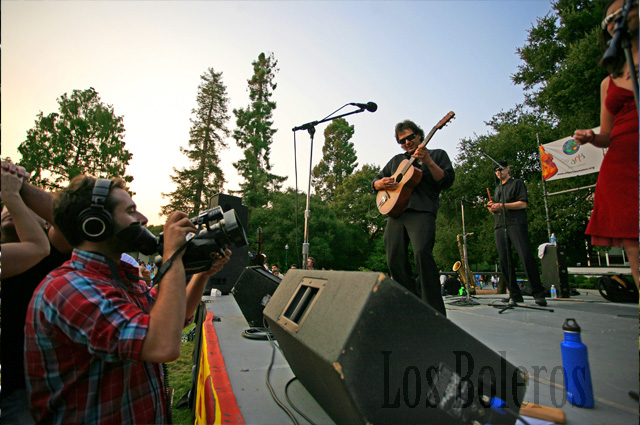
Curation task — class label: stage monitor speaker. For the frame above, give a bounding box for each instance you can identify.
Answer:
[541,244,570,298]
[264,270,526,425]
[206,193,249,294]
[231,266,281,327]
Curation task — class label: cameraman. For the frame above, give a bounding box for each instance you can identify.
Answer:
[24,176,230,424]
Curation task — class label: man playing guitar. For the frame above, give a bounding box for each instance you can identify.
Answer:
[372,119,455,316]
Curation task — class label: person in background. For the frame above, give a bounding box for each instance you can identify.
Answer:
[486,161,547,307]
[1,160,73,425]
[1,165,50,277]
[491,274,499,289]
[24,175,231,424]
[573,0,639,289]
[307,257,316,270]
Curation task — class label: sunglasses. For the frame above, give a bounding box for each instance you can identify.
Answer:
[398,133,417,144]
[602,0,638,30]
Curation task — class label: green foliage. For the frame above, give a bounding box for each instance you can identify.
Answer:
[167,327,196,425]
[312,118,358,202]
[146,224,164,237]
[248,189,356,271]
[233,52,286,213]
[18,87,133,190]
[513,0,609,133]
[332,164,384,236]
[161,68,230,217]
[438,0,611,269]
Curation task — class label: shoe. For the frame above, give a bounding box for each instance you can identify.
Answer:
[535,297,547,307]
[508,298,518,306]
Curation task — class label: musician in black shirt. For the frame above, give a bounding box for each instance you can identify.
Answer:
[373,120,455,315]
[486,161,547,306]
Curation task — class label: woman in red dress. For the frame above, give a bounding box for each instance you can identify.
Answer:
[574,0,639,289]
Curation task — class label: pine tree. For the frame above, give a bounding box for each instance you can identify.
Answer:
[232,52,286,211]
[18,87,133,190]
[311,118,358,202]
[161,68,230,217]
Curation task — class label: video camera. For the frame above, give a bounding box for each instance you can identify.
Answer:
[121,206,248,275]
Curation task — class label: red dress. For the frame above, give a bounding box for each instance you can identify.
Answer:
[586,76,639,245]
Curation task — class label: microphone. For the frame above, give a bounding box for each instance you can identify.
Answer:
[601,0,634,71]
[349,102,378,112]
[457,198,475,205]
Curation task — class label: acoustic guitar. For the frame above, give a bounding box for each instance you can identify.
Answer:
[376,111,455,217]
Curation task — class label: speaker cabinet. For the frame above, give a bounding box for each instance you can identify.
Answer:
[231,266,281,327]
[541,244,570,298]
[264,270,525,425]
[206,194,249,294]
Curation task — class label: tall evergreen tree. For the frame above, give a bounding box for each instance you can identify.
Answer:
[161,68,230,217]
[312,118,358,202]
[232,52,285,211]
[18,87,133,190]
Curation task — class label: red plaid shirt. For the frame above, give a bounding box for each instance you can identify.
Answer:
[25,250,167,424]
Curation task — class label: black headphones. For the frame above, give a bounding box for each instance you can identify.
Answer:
[78,178,114,242]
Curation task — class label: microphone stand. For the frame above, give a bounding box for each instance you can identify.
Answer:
[602,0,639,111]
[292,106,369,269]
[479,149,553,314]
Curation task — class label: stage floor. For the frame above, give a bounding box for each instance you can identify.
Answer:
[203,288,638,425]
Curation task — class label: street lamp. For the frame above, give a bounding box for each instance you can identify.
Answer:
[285,244,289,270]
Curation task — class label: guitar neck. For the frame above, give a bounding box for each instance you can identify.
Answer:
[402,125,440,171]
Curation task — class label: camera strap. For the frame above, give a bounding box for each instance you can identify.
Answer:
[152,240,190,286]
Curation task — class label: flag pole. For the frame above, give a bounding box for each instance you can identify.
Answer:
[537,133,553,241]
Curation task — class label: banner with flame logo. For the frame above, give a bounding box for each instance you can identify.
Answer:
[539,127,606,181]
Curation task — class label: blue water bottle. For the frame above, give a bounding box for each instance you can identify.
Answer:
[561,318,594,407]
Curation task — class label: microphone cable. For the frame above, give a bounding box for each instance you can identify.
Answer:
[264,325,300,425]
[241,327,275,341]
[284,376,318,425]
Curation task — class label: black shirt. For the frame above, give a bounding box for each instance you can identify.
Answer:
[1,242,71,393]
[493,177,529,228]
[373,149,455,215]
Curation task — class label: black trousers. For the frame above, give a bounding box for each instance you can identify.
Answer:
[494,222,545,299]
[384,210,446,316]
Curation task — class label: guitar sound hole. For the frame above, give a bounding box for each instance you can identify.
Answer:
[396,174,403,183]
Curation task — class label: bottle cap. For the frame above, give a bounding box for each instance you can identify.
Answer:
[562,318,581,333]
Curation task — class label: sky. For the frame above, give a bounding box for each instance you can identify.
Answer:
[2,0,554,225]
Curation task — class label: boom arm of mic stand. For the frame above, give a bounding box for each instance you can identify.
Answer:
[292,107,367,132]
[294,106,369,268]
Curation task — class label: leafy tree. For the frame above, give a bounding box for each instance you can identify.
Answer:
[312,118,358,202]
[18,87,132,190]
[233,52,286,214]
[445,105,597,270]
[513,0,609,134]
[332,164,383,234]
[161,68,230,217]
[434,1,610,270]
